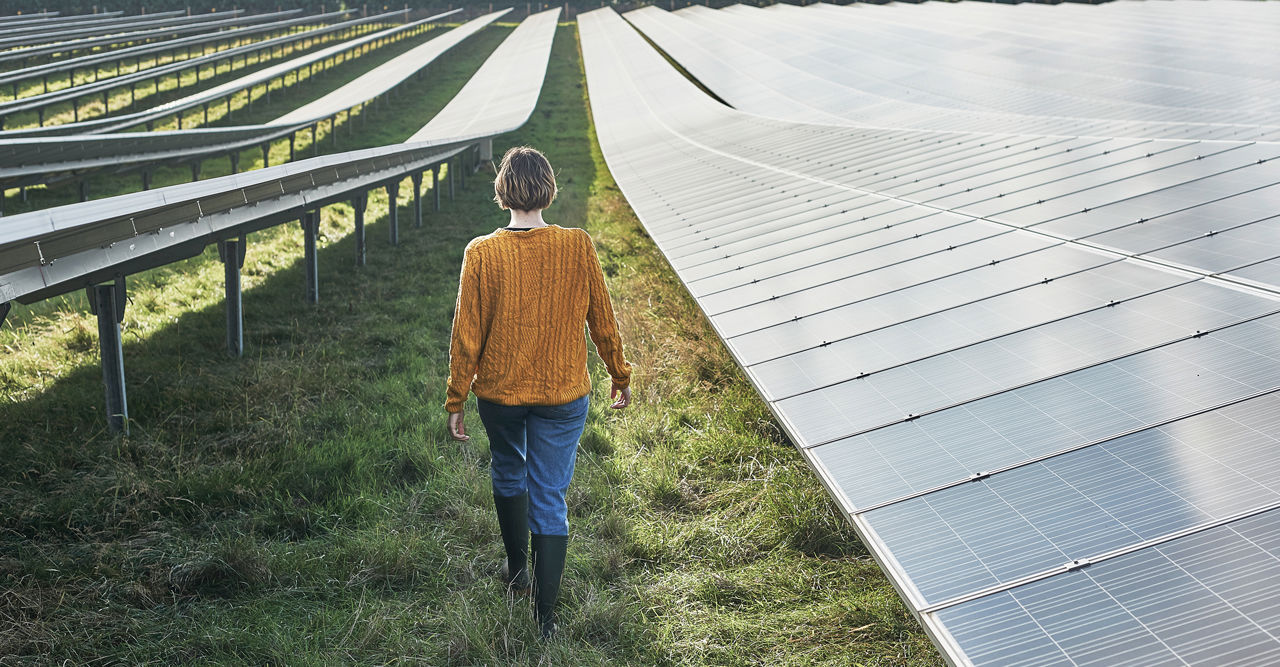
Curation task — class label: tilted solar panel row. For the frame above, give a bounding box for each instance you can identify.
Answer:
[579,4,1280,665]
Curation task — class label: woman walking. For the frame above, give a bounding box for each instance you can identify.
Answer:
[445,146,632,640]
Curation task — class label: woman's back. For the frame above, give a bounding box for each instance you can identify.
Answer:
[447,224,628,411]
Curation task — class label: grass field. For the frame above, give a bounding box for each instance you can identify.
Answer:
[0,22,942,665]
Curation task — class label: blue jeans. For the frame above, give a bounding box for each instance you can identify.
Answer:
[476,393,590,536]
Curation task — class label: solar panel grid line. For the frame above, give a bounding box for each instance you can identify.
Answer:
[916,498,1280,619]
[685,210,983,293]
[806,320,1280,510]
[700,225,1025,316]
[854,386,1280,520]
[607,113,1278,291]
[864,396,1280,606]
[716,242,1116,346]
[791,309,1280,450]
[755,275,1229,401]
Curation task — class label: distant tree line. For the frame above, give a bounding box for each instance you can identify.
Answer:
[0,0,856,21]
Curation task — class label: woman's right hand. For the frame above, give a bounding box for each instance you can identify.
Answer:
[448,411,470,441]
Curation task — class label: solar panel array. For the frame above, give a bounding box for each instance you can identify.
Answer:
[0,9,500,190]
[579,4,1280,665]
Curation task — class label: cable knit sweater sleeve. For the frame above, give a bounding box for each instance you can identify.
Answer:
[445,240,485,413]
[581,230,632,388]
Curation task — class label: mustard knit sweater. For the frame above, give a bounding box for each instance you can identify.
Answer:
[445,225,632,413]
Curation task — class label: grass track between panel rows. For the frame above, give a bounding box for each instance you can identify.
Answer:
[0,23,941,666]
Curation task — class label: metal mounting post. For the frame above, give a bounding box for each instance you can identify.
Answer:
[261,143,270,168]
[310,123,318,156]
[301,211,319,303]
[353,192,368,267]
[142,170,151,191]
[448,161,455,201]
[202,102,209,125]
[432,166,441,211]
[289,131,296,162]
[88,279,128,435]
[230,152,240,174]
[218,238,247,357]
[412,172,424,228]
[387,182,399,246]
[79,180,89,202]
[479,137,493,164]
[459,154,467,189]
[191,161,201,182]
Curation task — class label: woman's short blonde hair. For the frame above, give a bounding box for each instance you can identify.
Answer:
[493,146,557,212]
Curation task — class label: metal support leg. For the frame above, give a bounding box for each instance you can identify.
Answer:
[191,162,200,182]
[289,132,296,161]
[79,180,89,202]
[88,280,128,434]
[387,182,399,246]
[353,192,367,267]
[261,143,270,168]
[142,171,151,190]
[448,160,455,201]
[311,124,318,156]
[412,173,423,229]
[203,102,208,125]
[433,166,441,211]
[218,238,247,357]
[460,155,466,189]
[301,211,319,303]
[230,152,240,174]
[479,137,493,164]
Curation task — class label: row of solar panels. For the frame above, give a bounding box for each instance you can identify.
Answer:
[0,9,369,123]
[1,7,558,306]
[580,3,1280,665]
[0,9,416,137]
[0,9,494,192]
[627,2,1280,141]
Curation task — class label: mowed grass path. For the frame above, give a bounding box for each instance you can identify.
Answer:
[0,23,942,666]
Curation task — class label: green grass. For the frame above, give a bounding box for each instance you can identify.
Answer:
[0,23,941,665]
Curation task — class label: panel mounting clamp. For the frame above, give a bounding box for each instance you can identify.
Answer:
[1064,558,1092,571]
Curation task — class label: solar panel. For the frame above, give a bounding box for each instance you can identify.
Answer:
[580,4,1280,665]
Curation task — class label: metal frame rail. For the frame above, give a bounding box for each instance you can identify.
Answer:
[0,9,419,131]
[0,9,361,103]
[0,6,560,435]
[0,9,494,198]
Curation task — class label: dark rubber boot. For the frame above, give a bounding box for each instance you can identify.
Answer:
[493,492,530,595]
[531,533,569,640]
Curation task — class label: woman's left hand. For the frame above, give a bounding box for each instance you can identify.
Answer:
[448,411,470,441]
[610,384,631,410]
